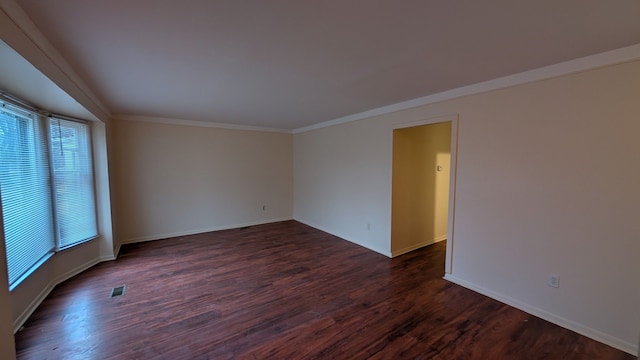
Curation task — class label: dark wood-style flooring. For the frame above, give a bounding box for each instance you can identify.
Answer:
[14,221,633,359]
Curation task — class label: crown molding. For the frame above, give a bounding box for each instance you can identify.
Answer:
[293,43,640,134]
[113,114,292,134]
[3,0,639,134]
[0,0,111,123]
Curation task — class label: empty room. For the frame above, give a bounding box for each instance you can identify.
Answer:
[1,1,639,359]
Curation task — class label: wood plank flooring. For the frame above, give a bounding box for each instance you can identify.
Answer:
[14,221,633,359]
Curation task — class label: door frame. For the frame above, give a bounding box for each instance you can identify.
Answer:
[390,114,459,275]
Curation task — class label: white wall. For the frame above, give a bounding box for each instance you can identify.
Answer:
[294,60,640,354]
[93,121,117,257]
[113,119,293,243]
[294,118,393,255]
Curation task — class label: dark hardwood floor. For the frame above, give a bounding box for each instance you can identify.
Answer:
[14,221,633,359]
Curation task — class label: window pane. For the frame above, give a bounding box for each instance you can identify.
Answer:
[0,106,55,286]
[49,118,97,248]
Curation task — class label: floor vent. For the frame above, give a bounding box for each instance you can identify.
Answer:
[110,285,126,298]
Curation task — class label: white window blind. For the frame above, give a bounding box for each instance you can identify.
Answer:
[0,96,99,289]
[49,117,97,248]
[0,105,55,286]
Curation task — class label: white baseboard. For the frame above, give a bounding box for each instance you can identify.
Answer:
[98,243,121,261]
[113,243,121,258]
[294,218,391,257]
[53,257,102,289]
[13,256,101,333]
[98,254,115,261]
[121,217,293,244]
[13,283,55,333]
[443,274,638,356]
[391,234,446,257]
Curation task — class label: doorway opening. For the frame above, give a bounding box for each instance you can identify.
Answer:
[391,117,457,274]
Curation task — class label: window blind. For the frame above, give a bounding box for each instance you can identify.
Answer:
[0,105,55,285]
[49,117,98,248]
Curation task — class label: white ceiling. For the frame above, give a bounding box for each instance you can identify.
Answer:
[13,0,640,130]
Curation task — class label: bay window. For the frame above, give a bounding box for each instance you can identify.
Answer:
[0,97,97,289]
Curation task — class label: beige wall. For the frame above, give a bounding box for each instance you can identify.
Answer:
[294,60,640,354]
[392,122,451,255]
[112,120,293,243]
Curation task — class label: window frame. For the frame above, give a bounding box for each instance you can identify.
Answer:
[0,95,99,290]
[48,116,99,251]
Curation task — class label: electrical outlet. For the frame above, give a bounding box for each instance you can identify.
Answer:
[547,274,560,288]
